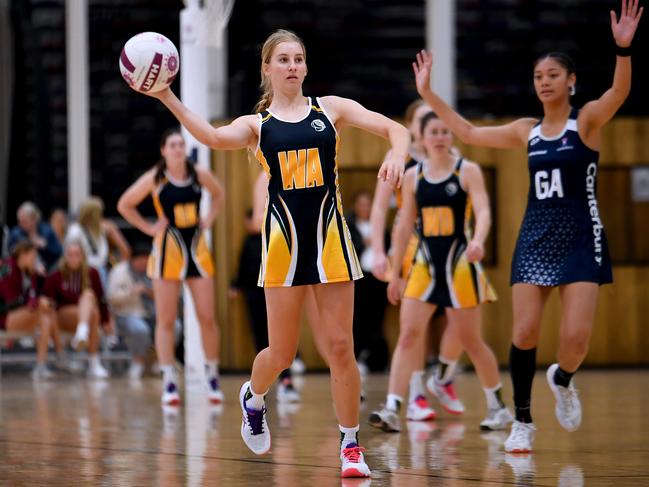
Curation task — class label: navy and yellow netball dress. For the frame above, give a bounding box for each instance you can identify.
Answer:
[254,97,362,287]
[404,159,497,308]
[511,108,613,286]
[147,171,214,280]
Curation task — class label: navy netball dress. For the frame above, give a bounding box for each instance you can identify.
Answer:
[511,108,613,286]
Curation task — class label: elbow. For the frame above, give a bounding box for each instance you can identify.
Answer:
[116,197,128,217]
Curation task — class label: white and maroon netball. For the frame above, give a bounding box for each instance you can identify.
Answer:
[119,32,179,94]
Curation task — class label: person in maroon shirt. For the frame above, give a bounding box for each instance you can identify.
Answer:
[44,239,113,378]
[0,240,58,379]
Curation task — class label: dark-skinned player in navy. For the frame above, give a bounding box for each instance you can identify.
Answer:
[413,0,643,453]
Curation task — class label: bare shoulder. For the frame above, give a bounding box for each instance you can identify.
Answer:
[513,117,539,139]
[460,159,483,175]
[318,95,355,119]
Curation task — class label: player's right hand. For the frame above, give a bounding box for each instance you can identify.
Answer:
[413,50,433,97]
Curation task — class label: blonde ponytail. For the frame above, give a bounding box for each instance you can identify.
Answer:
[254,29,306,113]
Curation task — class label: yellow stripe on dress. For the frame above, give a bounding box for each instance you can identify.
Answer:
[321,211,350,282]
[451,252,479,308]
[193,232,215,278]
[404,257,433,301]
[264,212,293,285]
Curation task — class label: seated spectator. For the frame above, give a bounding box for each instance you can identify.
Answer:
[107,243,154,379]
[44,239,113,379]
[66,197,131,286]
[9,201,62,272]
[49,208,69,245]
[0,240,59,380]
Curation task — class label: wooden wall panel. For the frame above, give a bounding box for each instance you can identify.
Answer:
[211,118,649,370]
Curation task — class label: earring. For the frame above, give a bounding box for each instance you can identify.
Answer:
[569,85,576,96]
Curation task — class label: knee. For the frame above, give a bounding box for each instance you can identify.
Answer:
[512,321,539,349]
[80,289,96,304]
[267,348,294,371]
[327,336,354,365]
[562,327,590,357]
[397,324,423,351]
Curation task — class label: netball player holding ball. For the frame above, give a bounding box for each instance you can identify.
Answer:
[122,29,408,478]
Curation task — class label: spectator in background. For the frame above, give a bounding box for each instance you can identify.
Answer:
[0,240,59,380]
[49,208,69,245]
[346,190,389,372]
[66,197,131,286]
[9,201,62,272]
[44,239,112,379]
[107,243,155,379]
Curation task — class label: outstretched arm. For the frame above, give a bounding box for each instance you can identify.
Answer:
[146,88,257,151]
[321,96,410,187]
[581,0,643,131]
[413,51,535,149]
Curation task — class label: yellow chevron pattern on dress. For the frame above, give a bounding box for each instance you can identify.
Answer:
[401,233,420,279]
[193,232,215,278]
[320,211,349,281]
[404,256,433,300]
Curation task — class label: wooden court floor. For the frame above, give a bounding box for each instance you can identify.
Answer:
[0,370,647,486]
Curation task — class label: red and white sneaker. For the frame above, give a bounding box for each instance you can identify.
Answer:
[161,382,181,407]
[340,443,371,478]
[427,376,465,415]
[406,395,437,421]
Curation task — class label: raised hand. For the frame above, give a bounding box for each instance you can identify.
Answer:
[611,0,644,47]
[412,50,433,96]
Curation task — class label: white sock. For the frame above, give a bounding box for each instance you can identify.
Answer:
[409,370,426,403]
[161,364,176,386]
[386,393,403,412]
[483,383,504,410]
[246,384,267,410]
[88,354,101,367]
[77,321,89,335]
[436,356,458,385]
[205,360,219,379]
[339,424,360,449]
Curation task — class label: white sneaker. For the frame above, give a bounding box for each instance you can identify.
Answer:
[480,406,514,431]
[239,381,271,455]
[128,362,144,380]
[406,395,437,421]
[71,323,89,351]
[290,357,306,375]
[368,406,401,432]
[504,420,536,453]
[277,382,300,403]
[427,376,465,415]
[31,364,55,381]
[207,377,224,404]
[161,382,181,406]
[340,443,371,478]
[546,363,582,432]
[87,362,110,379]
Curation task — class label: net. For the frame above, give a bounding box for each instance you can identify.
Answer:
[202,0,236,48]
